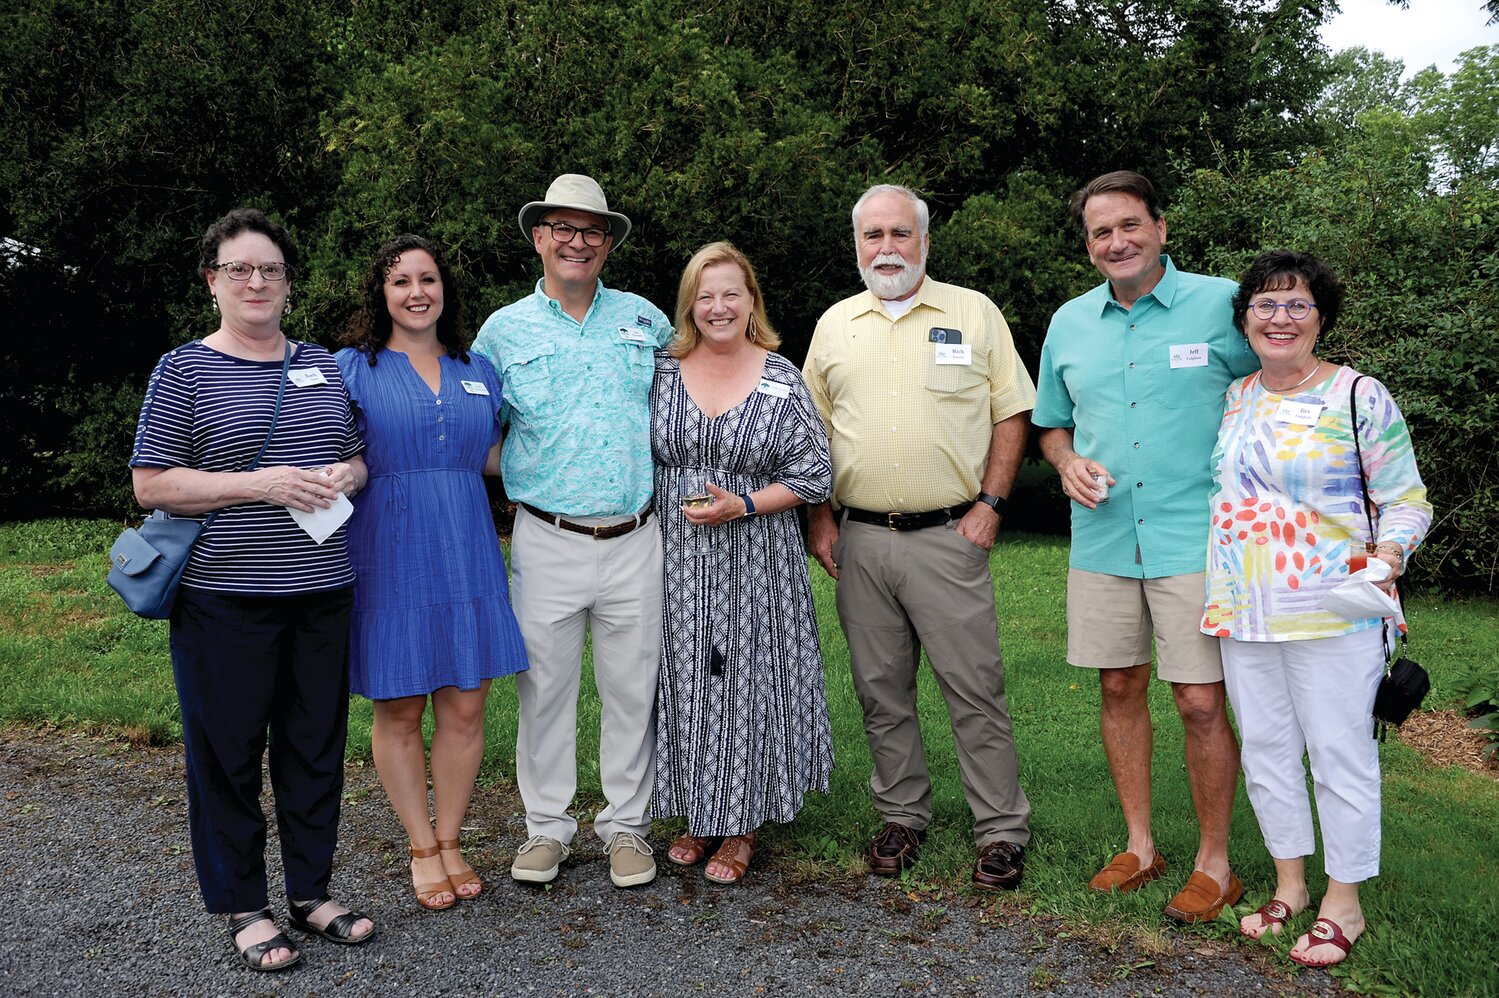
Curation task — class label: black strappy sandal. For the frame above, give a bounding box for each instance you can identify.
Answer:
[227,909,302,971]
[288,896,376,945]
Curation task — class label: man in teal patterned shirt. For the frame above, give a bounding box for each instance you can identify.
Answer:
[473,174,671,890]
[1033,170,1257,924]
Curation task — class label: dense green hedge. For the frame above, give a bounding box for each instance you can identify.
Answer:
[2,3,1494,589]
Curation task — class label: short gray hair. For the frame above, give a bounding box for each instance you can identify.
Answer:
[851,184,930,239]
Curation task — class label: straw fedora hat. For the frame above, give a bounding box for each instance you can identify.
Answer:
[517,174,633,248]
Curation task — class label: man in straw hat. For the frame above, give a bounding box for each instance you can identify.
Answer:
[474,173,671,889]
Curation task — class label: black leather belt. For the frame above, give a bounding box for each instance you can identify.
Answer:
[841,503,973,531]
[521,503,653,540]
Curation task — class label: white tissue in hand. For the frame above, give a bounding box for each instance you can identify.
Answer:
[287,491,354,545]
[1321,559,1399,621]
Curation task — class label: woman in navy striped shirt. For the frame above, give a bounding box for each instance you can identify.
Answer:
[130,208,375,972]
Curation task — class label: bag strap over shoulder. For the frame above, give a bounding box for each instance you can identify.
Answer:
[1349,374,1409,659]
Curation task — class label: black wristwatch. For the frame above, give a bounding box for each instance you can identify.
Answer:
[975,492,1007,515]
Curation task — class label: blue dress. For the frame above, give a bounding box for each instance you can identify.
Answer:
[336,347,529,699]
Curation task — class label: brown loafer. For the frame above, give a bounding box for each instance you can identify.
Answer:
[972,840,1025,891]
[868,822,924,876]
[1089,851,1167,894]
[1164,870,1244,923]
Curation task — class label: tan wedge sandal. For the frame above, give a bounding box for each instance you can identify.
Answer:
[409,843,457,911]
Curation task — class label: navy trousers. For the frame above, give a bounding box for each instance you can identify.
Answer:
[170,585,353,913]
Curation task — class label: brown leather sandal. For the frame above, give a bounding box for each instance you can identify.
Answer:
[409,843,457,910]
[704,833,755,885]
[667,833,714,867]
[437,838,483,898]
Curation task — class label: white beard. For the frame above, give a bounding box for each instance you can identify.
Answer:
[859,249,926,300]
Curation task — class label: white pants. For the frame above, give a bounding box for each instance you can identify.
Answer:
[1220,628,1385,883]
[510,506,664,846]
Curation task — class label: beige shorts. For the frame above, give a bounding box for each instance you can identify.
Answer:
[1066,569,1222,684]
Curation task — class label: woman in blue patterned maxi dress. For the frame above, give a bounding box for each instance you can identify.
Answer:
[336,235,528,912]
[649,241,834,884]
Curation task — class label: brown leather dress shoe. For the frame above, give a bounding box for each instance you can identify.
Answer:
[973,840,1026,891]
[1089,851,1167,894]
[1163,870,1244,923]
[868,822,924,875]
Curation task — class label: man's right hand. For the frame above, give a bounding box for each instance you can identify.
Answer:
[1060,454,1113,511]
[808,503,840,579]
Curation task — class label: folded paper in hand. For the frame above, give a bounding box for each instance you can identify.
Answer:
[1321,559,1402,624]
[287,492,354,545]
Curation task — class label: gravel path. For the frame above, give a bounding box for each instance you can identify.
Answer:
[0,729,1337,997]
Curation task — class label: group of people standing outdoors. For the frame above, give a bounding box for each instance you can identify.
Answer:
[127,168,1430,976]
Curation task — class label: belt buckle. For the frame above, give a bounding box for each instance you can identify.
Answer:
[593,523,608,539]
[886,512,900,531]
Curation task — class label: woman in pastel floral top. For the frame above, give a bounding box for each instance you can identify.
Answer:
[1201,250,1431,970]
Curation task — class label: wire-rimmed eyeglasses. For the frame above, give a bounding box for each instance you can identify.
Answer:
[213,261,293,282]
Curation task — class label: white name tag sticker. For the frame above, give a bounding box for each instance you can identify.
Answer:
[288,367,328,387]
[1276,399,1324,425]
[618,326,649,343]
[934,344,972,365]
[460,380,490,396]
[1169,343,1210,368]
[756,379,791,399]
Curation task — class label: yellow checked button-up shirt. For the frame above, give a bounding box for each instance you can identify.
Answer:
[803,278,1036,511]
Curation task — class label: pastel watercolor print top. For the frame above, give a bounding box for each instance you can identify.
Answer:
[1201,365,1432,643]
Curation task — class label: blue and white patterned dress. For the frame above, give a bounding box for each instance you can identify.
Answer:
[649,350,834,836]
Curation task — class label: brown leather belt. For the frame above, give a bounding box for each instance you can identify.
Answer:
[521,503,653,540]
[841,503,973,531]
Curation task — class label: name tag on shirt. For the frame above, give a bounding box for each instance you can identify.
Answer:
[460,380,490,396]
[934,344,972,365]
[1276,399,1324,425]
[1169,343,1210,368]
[756,379,790,399]
[288,367,327,387]
[618,326,650,344]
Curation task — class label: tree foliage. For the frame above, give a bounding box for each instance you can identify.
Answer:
[2,2,1495,589]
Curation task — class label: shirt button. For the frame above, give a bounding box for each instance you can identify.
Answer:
[1130,401,1137,408]
[1137,518,1145,524]
[891,426,898,432]
[1133,442,1140,448]
[437,415,444,422]
[1130,324,1137,330]
[1129,362,1136,369]
[1136,482,1143,488]
[435,399,442,405]
[438,435,445,441]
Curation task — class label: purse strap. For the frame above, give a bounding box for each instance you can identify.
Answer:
[1348,374,1408,659]
[197,340,294,531]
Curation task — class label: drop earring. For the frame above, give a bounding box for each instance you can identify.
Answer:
[210,296,219,312]
[284,300,292,316]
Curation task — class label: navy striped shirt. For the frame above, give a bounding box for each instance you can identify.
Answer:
[130,340,364,595]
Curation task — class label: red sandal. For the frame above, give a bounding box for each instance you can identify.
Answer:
[1289,917,1355,967]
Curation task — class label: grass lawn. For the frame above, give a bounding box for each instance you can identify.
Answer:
[3,518,1498,995]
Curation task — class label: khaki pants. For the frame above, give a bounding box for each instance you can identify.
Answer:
[832,518,1031,846]
[510,506,664,846]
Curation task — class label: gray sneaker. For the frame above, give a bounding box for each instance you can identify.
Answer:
[607,832,657,888]
[511,835,569,884]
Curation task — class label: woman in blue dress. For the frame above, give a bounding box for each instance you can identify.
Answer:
[337,235,528,911]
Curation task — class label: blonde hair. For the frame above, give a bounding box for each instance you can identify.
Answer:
[669,241,780,358]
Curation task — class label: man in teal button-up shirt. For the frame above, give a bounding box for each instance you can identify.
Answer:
[1034,171,1257,924]
[473,174,671,890]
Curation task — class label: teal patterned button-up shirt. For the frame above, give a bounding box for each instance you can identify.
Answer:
[474,279,672,517]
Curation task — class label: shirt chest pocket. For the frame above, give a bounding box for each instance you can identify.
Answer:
[923,355,988,397]
[621,339,656,394]
[1153,355,1227,410]
[502,342,557,421]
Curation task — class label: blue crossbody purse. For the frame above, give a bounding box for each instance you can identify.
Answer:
[107,343,292,619]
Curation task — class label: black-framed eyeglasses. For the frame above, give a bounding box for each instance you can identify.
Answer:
[537,221,610,247]
[1249,299,1316,320]
[213,261,292,282]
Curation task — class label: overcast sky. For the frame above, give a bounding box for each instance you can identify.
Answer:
[1321,0,1499,77]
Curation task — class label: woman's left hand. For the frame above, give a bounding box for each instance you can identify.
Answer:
[682,482,748,526]
[1372,548,1404,593]
[318,461,363,498]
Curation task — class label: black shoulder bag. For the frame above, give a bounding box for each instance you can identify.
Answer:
[1349,375,1430,739]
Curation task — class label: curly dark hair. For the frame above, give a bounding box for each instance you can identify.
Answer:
[341,234,469,366]
[1231,250,1345,335]
[197,207,298,276]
